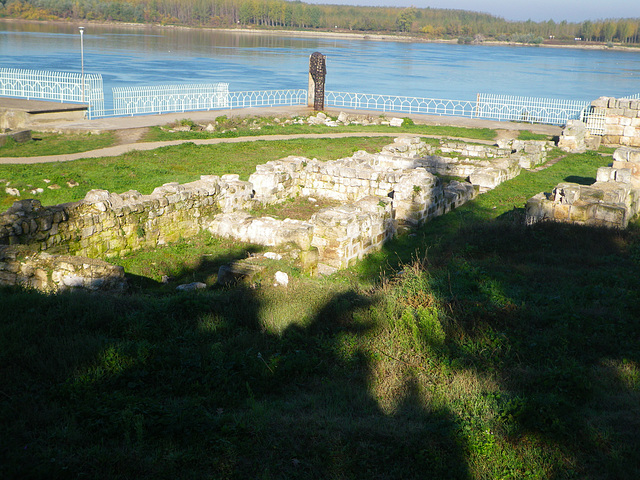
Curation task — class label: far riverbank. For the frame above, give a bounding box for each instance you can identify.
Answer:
[2,17,639,53]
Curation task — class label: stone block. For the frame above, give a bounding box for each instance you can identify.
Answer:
[553,203,571,221]
[594,204,627,227]
[591,97,609,108]
[606,125,625,136]
[567,204,592,223]
[596,167,614,182]
[584,135,602,151]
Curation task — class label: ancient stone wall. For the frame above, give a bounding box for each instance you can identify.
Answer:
[439,142,512,159]
[4,135,545,290]
[418,139,552,192]
[0,245,126,292]
[0,174,253,258]
[249,137,477,231]
[591,97,640,147]
[525,146,640,229]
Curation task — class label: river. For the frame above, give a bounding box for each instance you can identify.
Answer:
[1,20,639,103]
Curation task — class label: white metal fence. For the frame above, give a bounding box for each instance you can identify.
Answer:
[326,91,476,117]
[111,87,306,116]
[113,83,230,116]
[1,68,635,134]
[0,68,105,117]
[326,91,593,128]
[226,89,307,109]
[580,106,606,136]
[475,93,589,126]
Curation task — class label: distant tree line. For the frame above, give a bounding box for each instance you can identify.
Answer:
[1,0,639,44]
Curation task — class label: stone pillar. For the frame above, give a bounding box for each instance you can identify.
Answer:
[308,52,326,111]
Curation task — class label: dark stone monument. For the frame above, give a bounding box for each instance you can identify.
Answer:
[308,52,326,111]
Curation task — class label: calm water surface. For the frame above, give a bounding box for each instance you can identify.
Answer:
[1,20,639,103]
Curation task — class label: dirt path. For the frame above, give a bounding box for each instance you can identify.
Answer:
[114,127,149,145]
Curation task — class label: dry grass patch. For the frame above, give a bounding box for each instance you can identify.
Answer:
[249,195,342,221]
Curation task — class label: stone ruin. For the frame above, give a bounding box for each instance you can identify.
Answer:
[0,129,31,147]
[557,119,601,153]
[589,97,640,147]
[1,135,557,292]
[556,96,640,153]
[526,146,640,229]
[419,138,553,192]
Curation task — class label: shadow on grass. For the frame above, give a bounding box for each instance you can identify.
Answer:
[4,172,640,478]
[564,175,596,185]
[0,244,471,479]
[357,195,640,478]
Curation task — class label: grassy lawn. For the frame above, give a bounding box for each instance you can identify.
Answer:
[145,115,498,142]
[0,137,392,210]
[0,131,116,157]
[2,135,640,479]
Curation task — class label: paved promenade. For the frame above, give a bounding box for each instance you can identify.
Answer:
[25,104,562,134]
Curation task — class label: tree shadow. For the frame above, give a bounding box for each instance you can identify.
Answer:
[354,194,640,478]
[0,244,472,479]
[424,215,640,478]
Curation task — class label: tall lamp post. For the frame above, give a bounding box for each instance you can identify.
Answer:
[79,26,85,103]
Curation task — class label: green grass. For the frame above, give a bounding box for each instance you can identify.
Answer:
[517,130,553,141]
[146,116,497,142]
[0,131,116,157]
[0,137,391,210]
[2,140,640,479]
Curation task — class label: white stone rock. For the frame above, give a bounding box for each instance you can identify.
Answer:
[317,263,338,276]
[264,252,283,260]
[62,275,85,287]
[5,187,20,196]
[390,117,404,127]
[176,282,207,291]
[274,271,289,287]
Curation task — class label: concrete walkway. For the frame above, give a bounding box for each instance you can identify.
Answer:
[1,102,562,164]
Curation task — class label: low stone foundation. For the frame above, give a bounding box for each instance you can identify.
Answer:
[0,245,126,292]
[525,147,640,228]
[0,174,254,258]
[3,135,558,291]
[418,139,552,192]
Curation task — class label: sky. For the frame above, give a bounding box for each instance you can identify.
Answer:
[303,0,640,22]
